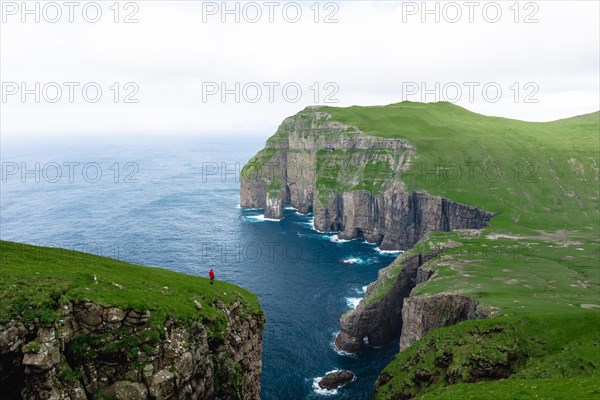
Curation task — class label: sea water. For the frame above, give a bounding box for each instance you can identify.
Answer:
[0,136,399,400]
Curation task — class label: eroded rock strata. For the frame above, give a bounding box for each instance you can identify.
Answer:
[240,108,493,250]
[0,300,264,400]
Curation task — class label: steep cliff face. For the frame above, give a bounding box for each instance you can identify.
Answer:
[335,249,487,355]
[319,189,493,250]
[0,300,264,400]
[334,252,437,353]
[399,294,486,351]
[240,108,493,250]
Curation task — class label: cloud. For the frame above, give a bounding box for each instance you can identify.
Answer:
[1,0,598,138]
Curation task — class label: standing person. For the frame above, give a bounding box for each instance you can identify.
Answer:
[209,269,215,285]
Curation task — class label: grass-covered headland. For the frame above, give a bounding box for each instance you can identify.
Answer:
[243,101,599,398]
[0,240,262,339]
[314,102,599,399]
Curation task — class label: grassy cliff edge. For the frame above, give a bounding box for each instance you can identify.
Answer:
[0,240,264,399]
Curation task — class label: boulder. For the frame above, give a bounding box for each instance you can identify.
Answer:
[318,370,354,390]
[149,369,175,399]
[22,342,60,371]
[108,381,148,400]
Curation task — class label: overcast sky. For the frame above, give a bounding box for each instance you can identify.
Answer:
[1,0,598,138]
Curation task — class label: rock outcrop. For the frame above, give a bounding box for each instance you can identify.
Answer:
[0,300,264,400]
[318,370,355,390]
[240,108,493,250]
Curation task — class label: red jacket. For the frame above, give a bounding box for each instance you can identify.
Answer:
[209,270,215,280]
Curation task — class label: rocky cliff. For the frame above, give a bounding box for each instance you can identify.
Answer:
[335,244,487,353]
[0,299,264,400]
[334,252,435,353]
[240,108,493,250]
[398,294,486,351]
[241,107,493,355]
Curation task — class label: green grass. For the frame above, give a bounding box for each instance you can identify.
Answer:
[241,148,277,180]
[414,374,600,400]
[322,101,599,233]
[311,102,599,315]
[0,240,263,337]
[314,148,408,203]
[307,102,600,399]
[376,313,600,400]
[363,223,599,318]
[241,101,598,397]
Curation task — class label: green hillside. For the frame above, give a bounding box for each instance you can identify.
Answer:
[315,102,599,398]
[312,102,599,314]
[322,102,599,233]
[0,240,262,340]
[376,314,600,400]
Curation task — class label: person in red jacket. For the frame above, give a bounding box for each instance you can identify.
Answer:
[209,269,215,285]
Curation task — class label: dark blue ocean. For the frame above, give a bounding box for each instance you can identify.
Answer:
[0,136,399,400]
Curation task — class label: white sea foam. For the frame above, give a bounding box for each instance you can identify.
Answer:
[296,216,316,229]
[298,232,336,242]
[330,235,350,243]
[242,214,281,222]
[238,206,262,211]
[346,297,362,309]
[295,215,341,236]
[353,286,367,294]
[342,257,362,264]
[330,332,356,357]
[375,246,403,255]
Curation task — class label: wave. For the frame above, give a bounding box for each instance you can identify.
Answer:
[346,297,362,309]
[238,205,262,211]
[295,215,316,229]
[342,257,377,265]
[298,232,336,242]
[375,246,403,255]
[353,285,368,294]
[294,215,340,236]
[242,214,282,222]
[330,332,357,358]
[330,234,351,243]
